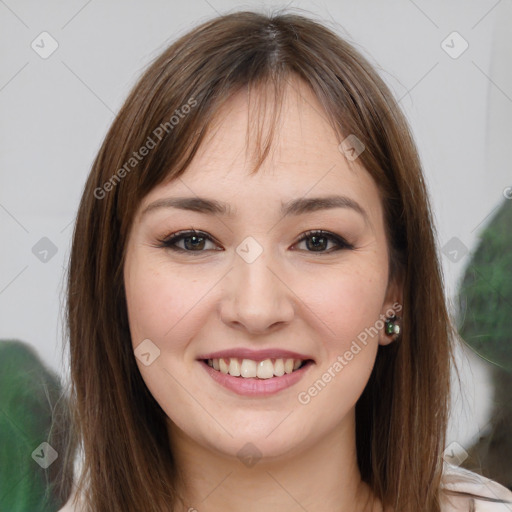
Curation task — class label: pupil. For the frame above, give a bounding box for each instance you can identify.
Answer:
[185,236,205,250]
[307,235,326,251]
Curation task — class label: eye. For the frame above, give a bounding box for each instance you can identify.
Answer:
[293,230,354,253]
[157,229,220,254]
[157,229,353,255]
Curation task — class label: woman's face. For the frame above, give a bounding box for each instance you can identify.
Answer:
[124,79,400,462]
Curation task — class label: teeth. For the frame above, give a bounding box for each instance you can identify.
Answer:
[219,358,229,374]
[240,359,257,378]
[207,357,306,378]
[274,358,285,376]
[228,358,241,376]
[257,359,274,379]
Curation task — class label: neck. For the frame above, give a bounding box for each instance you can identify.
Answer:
[167,412,381,512]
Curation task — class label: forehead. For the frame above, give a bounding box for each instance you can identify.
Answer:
[188,78,350,180]
[140,78,383,227]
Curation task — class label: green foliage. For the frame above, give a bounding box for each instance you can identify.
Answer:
[0,340,65,511]
[457,199,512,372]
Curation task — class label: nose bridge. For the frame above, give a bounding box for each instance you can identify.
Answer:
[221,238,294,331]
[237,244,276,299]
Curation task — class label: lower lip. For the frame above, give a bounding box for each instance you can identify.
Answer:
[199,360,314,397]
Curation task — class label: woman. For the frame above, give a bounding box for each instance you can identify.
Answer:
[55,10,512,512]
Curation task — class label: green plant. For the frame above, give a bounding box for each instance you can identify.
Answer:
[0,339,68,511]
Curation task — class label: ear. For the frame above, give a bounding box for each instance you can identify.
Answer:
[378,272,404,346]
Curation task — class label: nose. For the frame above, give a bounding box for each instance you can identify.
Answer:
[219,247,295,334]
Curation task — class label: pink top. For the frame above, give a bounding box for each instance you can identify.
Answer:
[440,463,512,511]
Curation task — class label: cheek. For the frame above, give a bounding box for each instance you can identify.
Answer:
[124,259,209,415]
[294,266,386,414]
[305,261,388,351]
[124,256,206,351]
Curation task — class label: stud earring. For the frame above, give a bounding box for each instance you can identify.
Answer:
[385,315,401,338]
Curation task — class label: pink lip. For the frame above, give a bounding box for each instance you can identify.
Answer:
[199,360,314,397]
[196,348,314,361]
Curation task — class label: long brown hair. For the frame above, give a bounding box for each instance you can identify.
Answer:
[56,9,460,511]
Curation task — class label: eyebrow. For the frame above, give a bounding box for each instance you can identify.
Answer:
[141,195,369,222]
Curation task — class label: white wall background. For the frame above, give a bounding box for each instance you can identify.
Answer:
[0,0,511,454]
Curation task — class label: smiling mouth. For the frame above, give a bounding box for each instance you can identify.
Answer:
[203,357,313,379]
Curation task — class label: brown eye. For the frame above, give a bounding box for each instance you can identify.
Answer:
[294,230,354,253]
[158,230,220,254]
[157,229,353,256]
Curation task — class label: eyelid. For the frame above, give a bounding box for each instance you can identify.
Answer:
[295,230,354,251]
[156,229,354,254]
[157,229,221,253]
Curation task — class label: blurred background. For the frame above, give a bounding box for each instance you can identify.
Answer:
[0,0,511,509]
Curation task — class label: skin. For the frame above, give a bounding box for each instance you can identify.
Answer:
[124,76,401,512]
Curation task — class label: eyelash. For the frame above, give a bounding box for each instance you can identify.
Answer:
[156,229,354,255]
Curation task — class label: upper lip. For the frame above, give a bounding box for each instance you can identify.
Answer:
[197,348,314,362]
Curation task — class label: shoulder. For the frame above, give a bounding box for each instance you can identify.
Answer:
[440,463,512,511]
[57,496,80,512]
[57,485,86,512]
[57,500,75,512]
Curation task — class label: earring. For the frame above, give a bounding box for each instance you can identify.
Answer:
[385,315,401,338]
